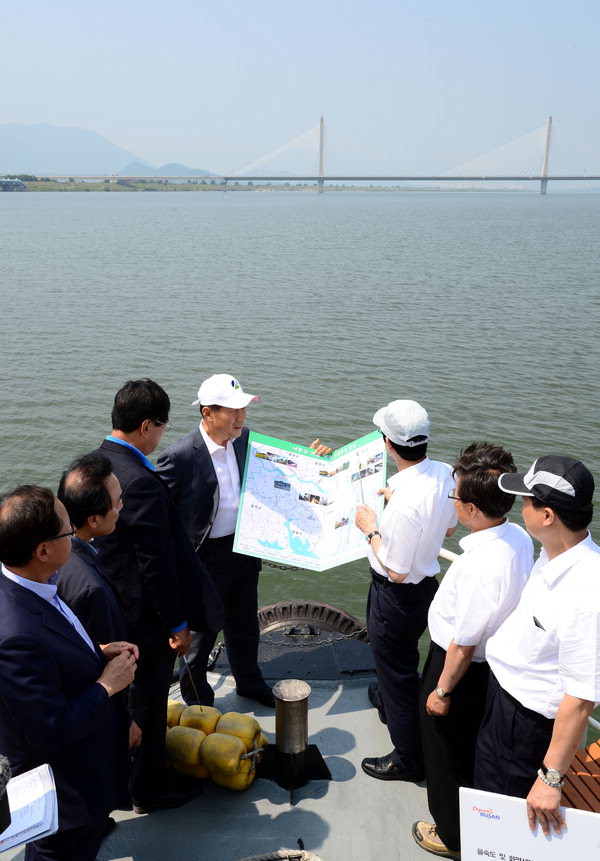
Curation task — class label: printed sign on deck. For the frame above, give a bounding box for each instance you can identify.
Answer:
[460,787,600,860]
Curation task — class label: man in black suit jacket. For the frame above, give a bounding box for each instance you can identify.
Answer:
[0,485,135,861]
[57,453,128,645]
[94,379,214,813]
[157,374,330,708]
[57,453,142,751]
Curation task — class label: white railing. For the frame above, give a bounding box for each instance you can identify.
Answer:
[439,547,460,564]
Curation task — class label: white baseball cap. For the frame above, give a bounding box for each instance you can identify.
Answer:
[372,399,430,446]
[191,374,260,408]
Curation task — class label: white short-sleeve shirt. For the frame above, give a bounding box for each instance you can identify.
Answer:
[368,458,457,585]
[485,532,600,718]
[428,520,533,661]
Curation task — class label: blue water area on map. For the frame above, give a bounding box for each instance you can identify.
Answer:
[258,538,285,550]
[284,521,318,558]
[246,459,325,536]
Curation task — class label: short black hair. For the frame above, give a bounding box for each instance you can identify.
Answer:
[0,486,61,567]
[58,453,113,528]
[387,436,428,462]
[453,442,517,519]
[531,495,593,532]
[111,379,170,432]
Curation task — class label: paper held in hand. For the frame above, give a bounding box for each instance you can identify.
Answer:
[0,763,58,851]
[233,430,386,572]
[460,786,600,860]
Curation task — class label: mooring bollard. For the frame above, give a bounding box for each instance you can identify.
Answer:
[273,679,312,789]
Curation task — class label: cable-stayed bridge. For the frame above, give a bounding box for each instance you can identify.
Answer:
[223,116,600,194]
[39,118,600,193]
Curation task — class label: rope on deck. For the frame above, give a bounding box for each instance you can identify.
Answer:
[236,850,323,861]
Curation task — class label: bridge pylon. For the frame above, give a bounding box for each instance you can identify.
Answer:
[540,115,552,195]
[318,116,325,193]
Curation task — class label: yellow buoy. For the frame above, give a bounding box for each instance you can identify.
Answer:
[173,761,210,780]
[216,712,261,753]
[167,699,186,728]
[180,704,222,735]
[165,725,206,766]
[200,732,246,776]
[210,756,256,791]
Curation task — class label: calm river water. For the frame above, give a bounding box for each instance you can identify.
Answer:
[1,190,599,621]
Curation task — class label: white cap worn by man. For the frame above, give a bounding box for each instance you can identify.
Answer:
[355,399,456,783]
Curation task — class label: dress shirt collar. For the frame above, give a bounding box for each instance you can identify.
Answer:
[72,535,99,556]
[2,563,58,602]
[537,531,595,586]
[106,435,156,471]
[387,456,430,490]
[458,518,509,552]
[200,421,230,455]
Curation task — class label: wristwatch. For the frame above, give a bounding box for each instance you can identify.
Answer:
[435,686,451,698]
[366,531,381,543]
[537,762,564,788]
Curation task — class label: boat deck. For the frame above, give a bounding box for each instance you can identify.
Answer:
[100,675,432,861]
[2,632,434,861]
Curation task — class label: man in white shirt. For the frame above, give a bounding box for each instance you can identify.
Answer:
[474,455,599,837]
[355,400,456,782]
[157,374,329,708]
[412,443,533,859]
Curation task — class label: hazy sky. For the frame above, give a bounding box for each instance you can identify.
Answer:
[4,0,599,173]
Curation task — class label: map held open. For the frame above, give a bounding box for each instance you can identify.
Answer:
[233,430,386,571]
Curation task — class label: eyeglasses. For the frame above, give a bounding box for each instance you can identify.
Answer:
[448,491,463,502]
[152,419,171,431]
[47,524,76,542]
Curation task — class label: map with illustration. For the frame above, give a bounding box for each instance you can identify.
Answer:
[233,430,386,571]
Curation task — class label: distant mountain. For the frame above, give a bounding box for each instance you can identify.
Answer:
[118,161,210,177]
[0,123,151,175]
[0,124,211,176]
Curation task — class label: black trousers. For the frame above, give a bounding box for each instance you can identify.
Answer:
[420,642,490,852]
[25,819,107,861]
[474,673,554,798]
[180,535,265,705]
[367,572,438,773]
[127,621,176,804]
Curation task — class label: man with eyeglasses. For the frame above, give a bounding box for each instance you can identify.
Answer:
[355,400,457,783]
[412,443,533,860]
[0,485,137,861]
[93,379,212,814]
[57,453,126,645]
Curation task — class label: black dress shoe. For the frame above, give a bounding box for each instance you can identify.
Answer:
[236,686,275,708]
[361,754,424,782]
[132,783,203,815]
[367,682,387,724]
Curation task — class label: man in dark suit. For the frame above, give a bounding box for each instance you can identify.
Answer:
[57,452,142,750]
[157,374,330,708]
[0,485,136,861]
[94,379,214,814]
[57,453,128,644]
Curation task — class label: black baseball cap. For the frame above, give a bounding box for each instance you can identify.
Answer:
[498,455,594,512]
